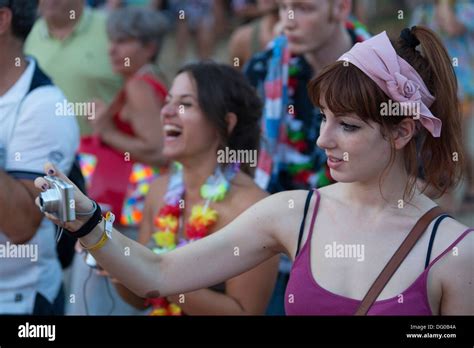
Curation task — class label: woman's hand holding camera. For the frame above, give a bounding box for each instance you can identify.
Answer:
[34,162,94,232]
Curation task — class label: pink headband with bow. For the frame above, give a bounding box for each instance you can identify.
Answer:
[338,31,442,137]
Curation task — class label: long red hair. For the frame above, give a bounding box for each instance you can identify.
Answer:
[308,26,464,200]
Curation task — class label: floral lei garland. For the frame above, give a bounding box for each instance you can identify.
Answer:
[145,162,239,315]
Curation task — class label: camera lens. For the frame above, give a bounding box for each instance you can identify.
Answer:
[39,189,60,214]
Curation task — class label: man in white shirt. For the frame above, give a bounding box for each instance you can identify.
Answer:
[0,0,79,314]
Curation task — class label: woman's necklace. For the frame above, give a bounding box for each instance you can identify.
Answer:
[146,162,239,315]
[151,161,240,253]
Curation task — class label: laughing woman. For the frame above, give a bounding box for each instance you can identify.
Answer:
[103,62,279,315]
[37,27,473,315]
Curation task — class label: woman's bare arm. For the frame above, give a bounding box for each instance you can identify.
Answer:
[166,186,280,315]
[35,164,297,303]
[110,176,169,309]
[79,192,286,300]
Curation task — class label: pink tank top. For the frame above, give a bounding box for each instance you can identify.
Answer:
[285,189,473,315]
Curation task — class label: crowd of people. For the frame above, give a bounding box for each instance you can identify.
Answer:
[0,0,472,316]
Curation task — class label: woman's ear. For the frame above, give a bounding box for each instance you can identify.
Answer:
[226,112,238,135]
[0,7,12,35]
[392,118,416,150]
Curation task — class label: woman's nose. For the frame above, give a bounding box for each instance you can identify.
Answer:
[316,122,337,150]
[161,102,177,119]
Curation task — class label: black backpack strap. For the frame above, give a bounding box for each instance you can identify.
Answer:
[295,189,314,257]
[27,63,53,93]
[424,214,452,269]
[7,62,54,145]
[24,61,82,269]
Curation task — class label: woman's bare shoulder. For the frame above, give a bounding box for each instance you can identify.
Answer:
[433,217,473,310]
[230,172,311,211]
[410,193,473,285]
[124,77,162,106]
[432,217,472,260]
[316,182,343,199]
[147,173,169,201]
[418,193,471,246]
[231,171,268,205]
[125,76,153,92]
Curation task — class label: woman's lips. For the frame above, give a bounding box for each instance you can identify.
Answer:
[327,156,344,170]
[163,124,183,143]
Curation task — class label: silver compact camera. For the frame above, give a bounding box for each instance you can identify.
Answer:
[39,176,76,223]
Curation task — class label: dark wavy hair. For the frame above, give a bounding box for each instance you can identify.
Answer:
[178,61,262,177]
[0,0,38,41]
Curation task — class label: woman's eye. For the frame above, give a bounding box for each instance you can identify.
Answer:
[341,122,360,132]
[181,103,192,108]
[320,113,326,122]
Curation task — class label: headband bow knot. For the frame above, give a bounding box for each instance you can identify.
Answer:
[390,72,421,101]
[338,31,441,137]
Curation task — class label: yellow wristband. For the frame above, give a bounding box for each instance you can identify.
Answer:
[79,211,114,252]
[84,231,109,252]
[80,222,109,252]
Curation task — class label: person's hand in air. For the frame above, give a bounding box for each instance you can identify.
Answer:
[34,162,95,232]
